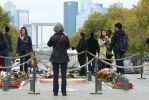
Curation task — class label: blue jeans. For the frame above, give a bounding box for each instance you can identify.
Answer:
[3,49,12,72]
[88,55,95,74]
[52,63,67,95]
[19,51,28,73]
[114,51,125,75]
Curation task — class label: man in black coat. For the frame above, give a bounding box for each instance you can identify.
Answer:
[87,33,99,74]
[76,32,88,76]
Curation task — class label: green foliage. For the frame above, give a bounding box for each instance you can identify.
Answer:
[0,6,10,30]
[0,6,18,55]
[9,25,19,56]
[70,0,149,53]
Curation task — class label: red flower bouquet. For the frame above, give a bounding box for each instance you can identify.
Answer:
[11,80,22,87]
[114,82,134,89]
[115,82,123,89]
[128,83,134,89]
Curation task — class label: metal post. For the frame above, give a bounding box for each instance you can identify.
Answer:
[87,71,92,81]
[91,58,102,95]
[30,79,33,92]
[138,51,146,79]
[2,80,9,91]
[28,51,40,94]
[123,78,129,91]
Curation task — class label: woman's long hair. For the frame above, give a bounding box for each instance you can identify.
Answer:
[20,27,28,36]
[100,29,107,39]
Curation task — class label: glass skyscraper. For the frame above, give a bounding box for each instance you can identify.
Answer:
[64,1,78,37]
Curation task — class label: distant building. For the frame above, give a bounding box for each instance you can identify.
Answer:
[115,2,123,8]
[76,8,91,32]
[4,1,17,25]
[16,10,29,29]
[76,0,108,32]
[94,4,108,13]
[64,1,78,37]
[24,23,56,48]
[80,0,90,12]
[4,1,29,29]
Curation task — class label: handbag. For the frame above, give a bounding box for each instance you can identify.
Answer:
[50,35,63,57]
[106,50,113,59]
[106,45,113,59]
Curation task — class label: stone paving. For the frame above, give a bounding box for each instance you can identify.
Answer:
[0,74,149,100]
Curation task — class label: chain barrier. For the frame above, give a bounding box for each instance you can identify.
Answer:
[143,52,149,55]
[67,57,95,72]
[88,51,140,61]
[35,51,86,57]
[0,58,33,69]
[35,50,149,71]
[87,52,149,69]
[0,52,32,59]
[36,54,95,72]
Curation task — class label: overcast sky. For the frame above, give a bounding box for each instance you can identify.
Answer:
[0,0,140,24]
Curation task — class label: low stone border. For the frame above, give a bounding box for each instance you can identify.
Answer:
[40,78,86,84]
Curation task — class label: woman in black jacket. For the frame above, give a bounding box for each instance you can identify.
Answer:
[47,23,70,96]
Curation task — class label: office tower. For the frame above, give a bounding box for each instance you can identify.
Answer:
[64,1,78,37]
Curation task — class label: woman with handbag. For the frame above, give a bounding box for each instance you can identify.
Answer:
[16,27,33,73]
[98,29,111,69]
[47,23,70,96]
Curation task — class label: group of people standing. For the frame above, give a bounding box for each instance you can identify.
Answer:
[47,22,128,96]
[0,22,127,96]
[0,26,33,73]
[75,23,128,76]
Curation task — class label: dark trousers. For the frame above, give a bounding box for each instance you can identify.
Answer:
[3,49,12,72]
[98,60,107,70]
[114,51,125,75]
[52,63,67,95]
[88,55,95,74]
[78,53,86,76]
[19,51,28,73]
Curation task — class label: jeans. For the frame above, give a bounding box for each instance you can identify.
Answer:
[19,51,28,73]
[52,63,67,95]
[114,51,125,75]
[3,49,12,72]
[88,55,95,74]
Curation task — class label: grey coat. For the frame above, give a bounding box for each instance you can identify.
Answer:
[47,33,70,63]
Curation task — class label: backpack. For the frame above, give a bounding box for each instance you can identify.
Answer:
[116,35,128,51]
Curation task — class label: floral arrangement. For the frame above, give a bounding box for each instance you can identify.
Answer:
[0,71,24,89]
[0,79,22,88]
[13,71,28,81]
[0,71,10,80]
[41,69,62,79]
[113,82,134,89]
[97,68,115,82]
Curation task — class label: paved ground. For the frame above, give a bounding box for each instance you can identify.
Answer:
[0,74,149,100]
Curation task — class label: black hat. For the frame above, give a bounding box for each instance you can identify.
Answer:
[115,23,122,30]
